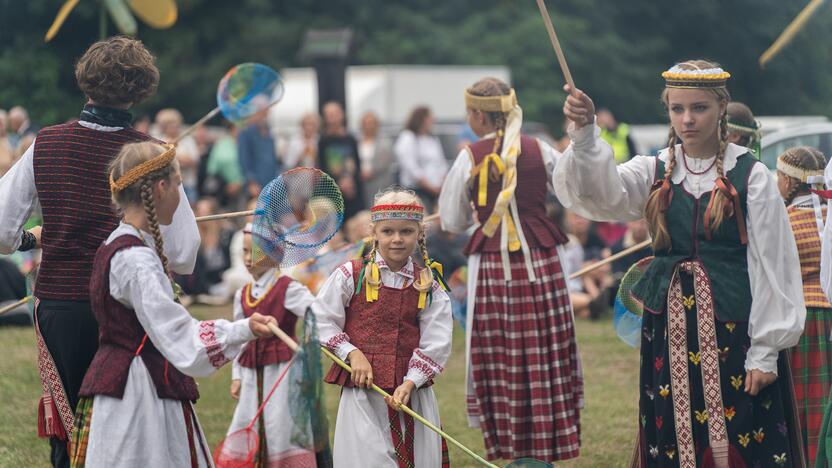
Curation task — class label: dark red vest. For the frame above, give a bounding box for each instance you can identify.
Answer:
[32,122,153,300]
[238,276,297,368]
[80,235,199,401]
[324,260,430,391]
[464,135,568,255]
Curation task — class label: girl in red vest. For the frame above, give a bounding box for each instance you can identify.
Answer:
[70,142,275,467]
[776,147,832,465]
[225,225,317,466]
[438,78,583,463]
[313,188,453,468]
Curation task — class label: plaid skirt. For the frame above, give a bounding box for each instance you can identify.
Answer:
[792,306,832,466]
[469,248,582,462]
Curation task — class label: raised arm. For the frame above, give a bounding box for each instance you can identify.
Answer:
[438,148,474,233]
[160,184,200,274]
[553,87,655,222]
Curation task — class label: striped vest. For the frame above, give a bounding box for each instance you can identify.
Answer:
[32,121,152,300]
[788,205,832,308]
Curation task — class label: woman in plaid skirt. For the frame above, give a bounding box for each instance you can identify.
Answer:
[438,78,583,463]
[555,60,806,467]
[777,147,832,466]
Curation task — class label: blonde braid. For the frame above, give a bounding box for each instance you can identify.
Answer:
[489,112,507,181]
[709,113,730,230]
[139,178,170,275]
[418,236,431,269]
[644,126,677,251]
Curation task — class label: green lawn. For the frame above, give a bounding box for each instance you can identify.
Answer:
[0,307,639,467]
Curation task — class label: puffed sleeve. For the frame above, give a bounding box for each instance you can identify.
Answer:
[438,148,474,234]
[552,123,655,222]
[0,143,38,254]
[404,284,453,388]
[744,163,805,374]
[110,245,254,378]
[311,262,358,360]
[160,184,200,274]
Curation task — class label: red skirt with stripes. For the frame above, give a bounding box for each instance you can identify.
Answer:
[469,248,582,462]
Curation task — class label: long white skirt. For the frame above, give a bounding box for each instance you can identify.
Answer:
[226,362,316,465]
[84,359,212,468]
[333,386,443,468]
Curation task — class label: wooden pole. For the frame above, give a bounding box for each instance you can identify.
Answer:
[536,0,576,92]
[568,239,652,280]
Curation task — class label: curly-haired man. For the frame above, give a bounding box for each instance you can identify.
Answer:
[0,36,199,467]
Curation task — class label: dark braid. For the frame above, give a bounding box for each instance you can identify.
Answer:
[139,178,170,275]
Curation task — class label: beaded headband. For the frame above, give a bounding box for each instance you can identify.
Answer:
[777,157,824,183]
[464,88,518,113]
[662,65,730,89]
[726,120,760,135]
[110,143,176,193]
[370,204,424,222]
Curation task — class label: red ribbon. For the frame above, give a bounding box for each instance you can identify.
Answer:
[704,177,747,245]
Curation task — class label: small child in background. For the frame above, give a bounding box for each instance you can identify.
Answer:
[226,224,318,466]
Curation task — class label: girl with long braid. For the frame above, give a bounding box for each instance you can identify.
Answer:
[70,142,276,467]
[438,77,582,463]
[556,60,806,467]
[776,147,831,465]
[313,188,453,467]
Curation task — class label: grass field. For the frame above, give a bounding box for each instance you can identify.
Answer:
[0,306,639,467]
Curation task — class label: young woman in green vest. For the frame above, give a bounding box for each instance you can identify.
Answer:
[554,60,807,467]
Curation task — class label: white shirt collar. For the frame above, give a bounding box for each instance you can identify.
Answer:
[111,222,156,248]
[658,143,750,184]
[374,251,415,280]
[790,194,815,208]
[252,268,279,288]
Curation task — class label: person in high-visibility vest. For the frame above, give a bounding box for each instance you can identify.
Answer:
[597,108,638,164]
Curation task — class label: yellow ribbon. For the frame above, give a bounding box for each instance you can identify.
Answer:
[429,261,443,277]
[414,268,433,309]
[477,153,505,206]
[365,262,380,302]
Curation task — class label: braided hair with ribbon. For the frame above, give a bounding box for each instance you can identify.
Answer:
[646,60,735,251]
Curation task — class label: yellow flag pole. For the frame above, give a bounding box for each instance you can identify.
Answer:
[759,0,826,67]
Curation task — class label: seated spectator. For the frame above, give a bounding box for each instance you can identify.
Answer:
[0,258,29,325]
[565,210,614,319]
[611,218,652,275]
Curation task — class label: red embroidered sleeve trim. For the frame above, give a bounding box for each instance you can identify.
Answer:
[409,350,444,380]
[324,332,350,351]
[199,321,229,368]
[415,349,444,373]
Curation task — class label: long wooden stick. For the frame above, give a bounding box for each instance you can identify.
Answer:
[0,296,31,315]
[195,209,256,222]
[536,0,576,91]
[265,322,498,468]
[759,0,826,67]
[174,107,220,144]
[568,239,652,280]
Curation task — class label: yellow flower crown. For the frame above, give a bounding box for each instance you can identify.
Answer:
[662,65,731,89]
[109,143,176,193]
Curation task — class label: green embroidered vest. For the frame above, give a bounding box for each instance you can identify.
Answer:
[631,152,758,322]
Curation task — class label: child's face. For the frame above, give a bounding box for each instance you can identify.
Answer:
[154,169,181,225]
[373,219,421,268]
[665,88,725,151]
[243,233,270,277]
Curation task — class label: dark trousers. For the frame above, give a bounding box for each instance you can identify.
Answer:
[36,300,99,468]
